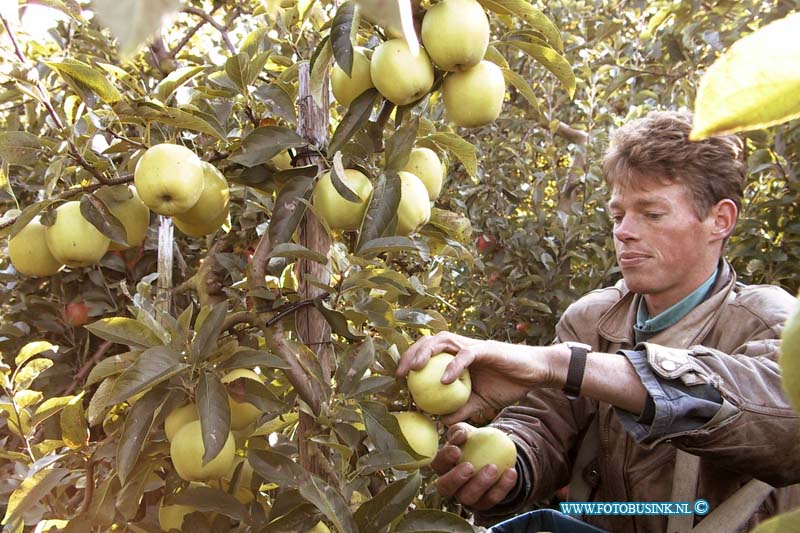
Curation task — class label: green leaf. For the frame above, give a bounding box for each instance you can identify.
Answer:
[347,376,396,398]
[360,400,422,459]
[197,372,231,465]
[4,201,53,240]
[691,12,800,139]
[190,302,227,365]
[128,103,227,140]
[424,132,477,177]
[14,358,54,390]
[45,58,122,104]
[85,351,141,386]
[385,116,420,170]
[309,38,334,105]
[104,346,187,406]
[81,194,128,245]
[60,391,88,449]
[335,337,374,395]
[332,2,356,76]
[357,236,420,257]
[0,132,42,165]
[354,473,421,532]
[502,67,541,115]
[269,175,314,246]
[85,317,161,349]
[155,66,207,102]
[478,0,562,52]
[330,152,362,202]
[428,208,473,244]
[299,476,358,533]
[32,395,75,428]
[252,84,297,125]
[15,341,56,367]
[329,89,380,154]
[225,53,251,94]
[314,300,365,342]
[92,0,180,58]
[505,40,575,98]
[116,461,153,520]
[169,486,248,521]
[356,171,401,251]
[216,349,291,371]
[229,126,306,168]
[356,449,415,474]
[248,449,309,488]
[115,387,168,484]
[85,377,117,426]
[395,509,477,532]
[2,468,68,526]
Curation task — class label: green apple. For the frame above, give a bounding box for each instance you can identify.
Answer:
[312,168,373,231]
[222,457,255,504]
[158,500,195,532]
[173,162,230,238]
[164,403,199,442]
[270,150,293,171]
[332,47,375,107]
[370,39,434,106]
[306,522,331,533]
[8,216,63,277]
[442,60,506,128]
[134,143,205,216]
[401,147,445,201]
[407,353,471,415]
[779,302,800,413]
[393,411,439,469]
[221,368,265,430]
[459,426,517,482]
[396,171,431,236]
[44,201,111,268]
[170,420,236,482]
[95,185,150,251]
[421,0,490,72]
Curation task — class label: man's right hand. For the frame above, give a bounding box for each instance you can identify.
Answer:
[432,423,519,511]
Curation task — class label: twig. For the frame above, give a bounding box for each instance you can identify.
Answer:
[105,128,148,150]
[181,7,236,54]
[64,341,113,395]
[68,139,113,184]
[80,458,95,515]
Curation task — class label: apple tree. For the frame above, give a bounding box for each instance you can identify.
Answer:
[0,0,578,531]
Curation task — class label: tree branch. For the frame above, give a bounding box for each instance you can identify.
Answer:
[181,7,236,55]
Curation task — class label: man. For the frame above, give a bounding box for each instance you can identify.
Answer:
[396,111,800,532]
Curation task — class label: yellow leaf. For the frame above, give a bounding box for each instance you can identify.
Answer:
[60,392,88,449]
[13,390,42,410]
[691,13,800,140]
[14,341,56,367]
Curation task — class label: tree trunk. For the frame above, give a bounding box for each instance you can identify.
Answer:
[295,61,331,477]
[156,215,174,319]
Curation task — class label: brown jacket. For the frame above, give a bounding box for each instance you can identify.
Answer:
[483,262,800,532]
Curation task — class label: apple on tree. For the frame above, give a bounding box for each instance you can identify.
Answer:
[134,143,205,216]
[173,162,230,238]
[8,216,63,277]
[331,47,375,107]
[164,403,199,442]
[370,38,435,106]
[392,410,440,470]
[459,426,517,482]
[221,368,265,430]
[63,301,91,328]
[401,147,445,201]
[421,0,490,72]
[170,420,236,482]
[396,171,432,236]
[312,168,374,231]
[442,60,506,128]
[44,201,111,268]
[95,185,150,251]
[406,353,471,415]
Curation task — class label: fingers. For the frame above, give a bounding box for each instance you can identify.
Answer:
[441,348,476,383]
[430,444,462,476]
[444,423,473,446]
[396,332,468,377]
[468,468,518,511]
[438,464,518,510]
[441,397,483,426]
[435,462,475,497]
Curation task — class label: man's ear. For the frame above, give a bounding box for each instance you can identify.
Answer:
[709,199,738,241]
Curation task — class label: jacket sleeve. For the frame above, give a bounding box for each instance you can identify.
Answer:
[635,289,800,487]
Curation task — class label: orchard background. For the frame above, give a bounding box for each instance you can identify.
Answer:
[0,0,799,532]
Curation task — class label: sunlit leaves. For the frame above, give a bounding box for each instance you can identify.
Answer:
[93,0,180,59]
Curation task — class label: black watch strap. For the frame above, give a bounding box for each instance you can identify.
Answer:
[563,343,590,399]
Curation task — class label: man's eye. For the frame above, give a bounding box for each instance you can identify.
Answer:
[611,215,623,223]
[645,213,664,220]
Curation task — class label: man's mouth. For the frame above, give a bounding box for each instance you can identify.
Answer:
[618,252,649,267]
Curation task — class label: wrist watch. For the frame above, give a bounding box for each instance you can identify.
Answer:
[562,342,592,400]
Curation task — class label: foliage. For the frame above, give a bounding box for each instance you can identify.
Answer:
[0,0,798,532]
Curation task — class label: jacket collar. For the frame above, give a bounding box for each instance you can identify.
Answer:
[597,260,736,349]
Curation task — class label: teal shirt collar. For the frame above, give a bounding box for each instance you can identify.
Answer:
[634,267,719,344]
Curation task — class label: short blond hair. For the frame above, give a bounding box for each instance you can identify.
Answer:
[602,110,745,219]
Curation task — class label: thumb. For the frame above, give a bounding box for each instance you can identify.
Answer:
[441,396,487,427]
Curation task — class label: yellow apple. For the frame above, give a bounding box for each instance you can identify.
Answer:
[158,500,195,532]
[134,143,205,216]
[421,0,490,72]
[370,39,434,106]
[164,403,199,442]
[401,148,445,201]
[270,150,293,171]
[396,171,431,236]
[44,201,110,268]
[306,522,331,533]
[222,457,255,503]
[221,368,265,430]
[95,185,150,251]
[312,168,373,231]
[393,411,439,469]
[8,216,63,277]
[332,47,375,107]
[406,353,471,415]
[459,426,517,482]
[173,162,230,238]
[779,302,800,413]
[170,420,236,481]
[442,60,506,128]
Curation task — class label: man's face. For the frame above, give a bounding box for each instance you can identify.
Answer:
[608,181,721,315]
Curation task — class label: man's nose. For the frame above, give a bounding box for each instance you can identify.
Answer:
[614,215,637,241]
